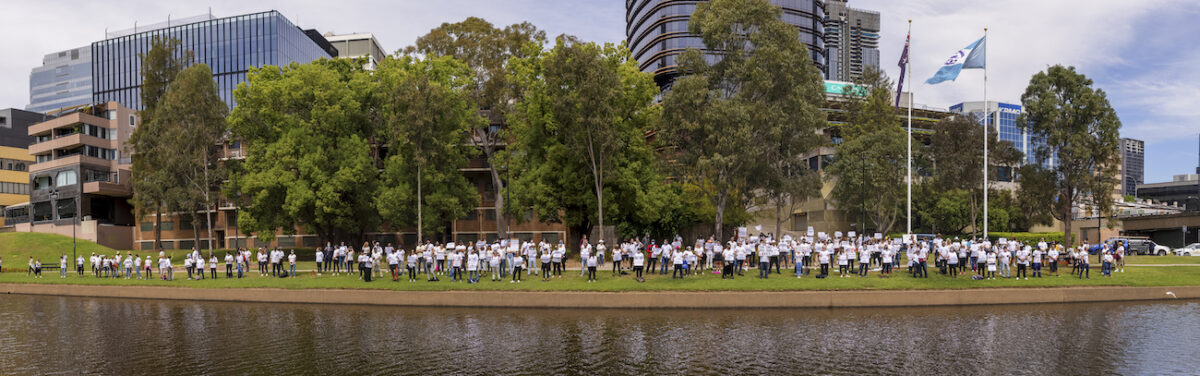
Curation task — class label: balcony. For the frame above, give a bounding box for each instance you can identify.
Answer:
[27,111,107,136]
[28,133,115,155]
[30,154,116,172]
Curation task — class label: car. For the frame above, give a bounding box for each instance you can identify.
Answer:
[1175,243,1200,257]
[1106,238,1171,256]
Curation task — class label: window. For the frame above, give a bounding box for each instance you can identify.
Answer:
[129,114,136,126]
[33,202,52,221]
[107,110,117,120]
[56,170,77,187]
[485,210,496,221]
[0,116,7,127]
[540,232,559,244]
[160,221,174,231]
[456,233,478,244]
[34,175,52,190]
[140,222,153,232]
[56,199,76,219]
[461,210,477,221]
[277,236,296,247]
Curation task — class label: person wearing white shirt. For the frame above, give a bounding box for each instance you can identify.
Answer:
[858,245,871,277]
[406,253,419,282]
[551,244,564,277]
[648,241,660,276]
[585,254,599,282]
[1047,246,1059,276]
[450,251,464,282]
[361,252,373,282]
[1101,251,1115,277]
[59,254,68,278]
[671,249,685,279]
[880,247,893,276]
[538,249,551,282]
[1031,246,1044,279]
[758,244,771,279]
[387,251,399,281]
[511,254,525,283]
[195,255,206,280]
[184,256,195,280]
[133,256,143,279]
[579,243,591,277]
[986,251,998,279]
[946,244,959,278]
[997,247,1011,279]
[632,249,645,280]
[1076,247,1090,279]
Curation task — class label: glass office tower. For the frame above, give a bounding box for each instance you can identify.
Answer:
[91,10,335,110]
[626,0,826,89]
[27,46,93,114]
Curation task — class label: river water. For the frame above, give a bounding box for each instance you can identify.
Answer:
[0,294,1196,375]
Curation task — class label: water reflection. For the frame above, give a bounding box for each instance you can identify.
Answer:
[0,295,1196,375]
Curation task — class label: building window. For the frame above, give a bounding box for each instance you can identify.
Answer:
[129,115,136,126]
[107,110,117,120]
[33,202,52,221]
[34,175,52,190]
[56,199,76,219]
[56,170,77,187]
[140,222,153,232]
[540,232,560,244]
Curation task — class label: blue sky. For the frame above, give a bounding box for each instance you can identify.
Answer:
[1,0,1196,182]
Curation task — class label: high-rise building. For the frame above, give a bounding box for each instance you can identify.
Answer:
[323,32,386,70]
[91,11,336,110]
[27,46,93,114]
[1120,138,1144,196]
[5,102,138,249]
[626,0,826,90]
[950,101,1055,173]
[824,0,880,82]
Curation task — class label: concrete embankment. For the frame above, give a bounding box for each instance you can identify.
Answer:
[3,283,1198,309]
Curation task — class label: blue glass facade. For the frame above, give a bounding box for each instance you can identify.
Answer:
[950,101,1055,170]
[27,46,93,114]
[626,0,826,89]
[91,11,333,110]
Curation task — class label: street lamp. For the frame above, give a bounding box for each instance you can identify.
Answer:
[49,189,76,272]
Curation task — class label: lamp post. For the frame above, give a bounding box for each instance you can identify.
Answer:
[49,190,76,271]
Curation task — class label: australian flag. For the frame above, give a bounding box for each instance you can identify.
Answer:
[896,33,910,108]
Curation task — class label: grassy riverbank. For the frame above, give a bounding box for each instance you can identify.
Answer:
[1,264,1196,292]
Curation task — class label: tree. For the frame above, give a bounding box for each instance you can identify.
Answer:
[229,59,380,244]
[1018,65,1122,246]
[825,68,906,234]
[376,55,481,244]
[508,38,660,246]
[153,64,228,256]
[128,36,192,251]
[406,17,546,239]
[660,0,826,241]
[928,115,1022,236]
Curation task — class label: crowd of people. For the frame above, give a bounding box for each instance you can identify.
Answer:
[5,233,1126,283]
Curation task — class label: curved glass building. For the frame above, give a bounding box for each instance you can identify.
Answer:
[626,0,826,89]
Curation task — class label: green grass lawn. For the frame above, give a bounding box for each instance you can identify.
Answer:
[2,263,1196,292]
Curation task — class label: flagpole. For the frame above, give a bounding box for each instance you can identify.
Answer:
[906,20,913,235]
[982,27,989,240]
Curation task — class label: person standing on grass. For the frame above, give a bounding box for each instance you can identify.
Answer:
[551,243,563,278]
[134,255,143,279]
[1031,245,1043,279]
[387,249,399,282]
[223,252,233,278]
[1077,246,1090,279]
[314,247,324,275]
[758,243,770,279]
[406,252,419,282]
[671,246,684,279]
[196,254,206,280]
[880,245,893,277]
[33,258,42,278]
[1101,251,1114,277]
[285,251,294,278]
[579,242,591,277]
[608,240,622,277]
[511,253,524,283]
[361,250,373,283]
[632,247,644,281]
[586,253,598,283]
[946,243,959,278]
[998,245,1011,279]
[1015,245,1029,279]
[858,244,871,277]
[184,256,194,280]
[59,254,67,278]
[1113,243,1125,273]
[540,248,551,282]
[986,250,997,280]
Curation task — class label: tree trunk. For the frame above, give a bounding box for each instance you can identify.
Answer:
[203,162,214,256]
[715,190,728,241]
[490,166,506,240]
[154,205,162,251]
[774,195,784,238]
[417,164,423,245]
[192,214,200,254]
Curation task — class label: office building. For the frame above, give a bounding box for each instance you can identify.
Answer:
[6,102,137,249]
[0,108,46,225]
[1120,138,1144,197]
[626,0,826,89]
[1137,174,1199,212]
[27,46,94,114]
[824,0,880,82]
[324,32,386,70]
[950,101,1057,172]
[91,11,336,110]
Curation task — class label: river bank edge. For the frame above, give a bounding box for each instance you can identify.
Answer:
[3,283,1197,309]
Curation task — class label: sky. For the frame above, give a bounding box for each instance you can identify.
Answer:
[1,0,1196,182]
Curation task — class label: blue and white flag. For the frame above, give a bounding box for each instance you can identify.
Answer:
[925,36,986,85]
